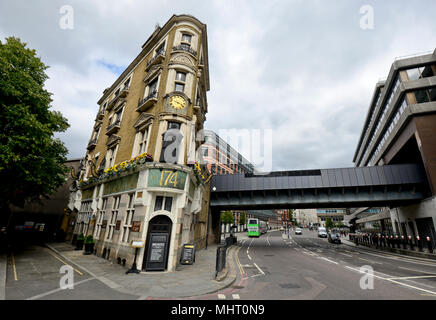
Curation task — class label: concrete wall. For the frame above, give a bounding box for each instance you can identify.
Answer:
[390,196,436,237]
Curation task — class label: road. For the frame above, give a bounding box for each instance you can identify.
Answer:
[5,245,137,300]
[207,229,436,300]
[5,232,436,300]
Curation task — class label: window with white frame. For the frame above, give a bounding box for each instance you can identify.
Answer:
[181,33,192,49]
[107,196,120,241]
[135,126,150,156]
[121,194,135,243]
[175,71,186,93]
[94,197,108,239]
[107,145,118,168]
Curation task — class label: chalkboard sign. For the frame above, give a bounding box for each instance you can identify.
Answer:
[180,244,196,265]
[145,233,169,271]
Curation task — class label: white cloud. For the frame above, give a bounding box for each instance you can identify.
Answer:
[1,0,435,170]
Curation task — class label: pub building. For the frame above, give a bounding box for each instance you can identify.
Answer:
[67,14,213,272]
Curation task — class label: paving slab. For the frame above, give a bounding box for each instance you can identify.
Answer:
[46,242,237,299]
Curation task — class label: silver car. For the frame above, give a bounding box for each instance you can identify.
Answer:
[295,228,302,235]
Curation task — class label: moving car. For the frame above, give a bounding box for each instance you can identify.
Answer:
[318,227,328,238]
[295,228,302,235]
[280,227,284,231]
[328,232,341,244]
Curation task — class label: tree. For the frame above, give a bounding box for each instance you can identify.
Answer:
[0,37,69,226]
[220,210,234,239]
[325,218,335,230]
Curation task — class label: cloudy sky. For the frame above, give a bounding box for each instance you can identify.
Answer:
[1,0,435,171]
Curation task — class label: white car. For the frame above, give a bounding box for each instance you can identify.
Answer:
[318,227,328,238]
[295,228,302,235]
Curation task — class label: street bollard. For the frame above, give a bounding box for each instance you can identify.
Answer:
[215,246,227,278]
[408,235,414,250]
[395,235,400,249]
[401,236,407,249]
[426,236,433,253]
[417,236,423,252]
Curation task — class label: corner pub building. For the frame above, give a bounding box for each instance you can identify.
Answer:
[68,15,213,272]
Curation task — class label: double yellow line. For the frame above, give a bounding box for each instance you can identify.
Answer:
[11,252,18,281]
[235,246,245,276]
[46,250,84,276]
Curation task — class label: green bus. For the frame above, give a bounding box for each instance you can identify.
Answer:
[248,218,267,237]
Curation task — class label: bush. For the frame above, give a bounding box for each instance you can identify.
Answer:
[84,235,95,244]
[77,233,85,241]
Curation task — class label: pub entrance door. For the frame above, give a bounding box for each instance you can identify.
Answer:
[143,215,172,271]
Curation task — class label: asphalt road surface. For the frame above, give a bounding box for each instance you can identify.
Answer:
[208,229,436,300]
[5,245,136,300]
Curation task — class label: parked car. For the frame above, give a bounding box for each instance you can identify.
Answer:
[318,227,328,238]
[280,227,284,231]
[295,228,302,235]
[328,232,341,244]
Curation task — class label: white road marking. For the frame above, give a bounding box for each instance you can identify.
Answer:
[318,257,338,265]
[27,277,95,300]
[267,235,271,246]
[218,294,226,299]
[398,266,436,275]
[387,275,436,280]
[344,266,436,296]
[232,294,240,300]
[356,250,436,267]
[247,254,252,260]
[253,262,265,275]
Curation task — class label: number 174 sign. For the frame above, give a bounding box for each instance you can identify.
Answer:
[148,168,187,190]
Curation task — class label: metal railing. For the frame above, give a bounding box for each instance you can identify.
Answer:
[106,118,121,132]
[172,45,197,57]
[349,233,434,254]
[146,50,165,68]
[138,90,157,107]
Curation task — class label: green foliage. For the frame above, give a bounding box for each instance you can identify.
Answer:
[239,212,246,226]
[325,218,335,229]
[84,235,95,244]
[220,210,234,225]
[77,233,85,241]
[0,37,69,209]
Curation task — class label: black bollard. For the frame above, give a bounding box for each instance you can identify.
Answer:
[401,236,407,249]
[417,236,423,252]
[409,235,414,251]
[395,235,400,249]
[426,236,433,253]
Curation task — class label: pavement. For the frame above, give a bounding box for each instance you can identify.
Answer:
[0,253,6,300]
[44,238,241,299]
